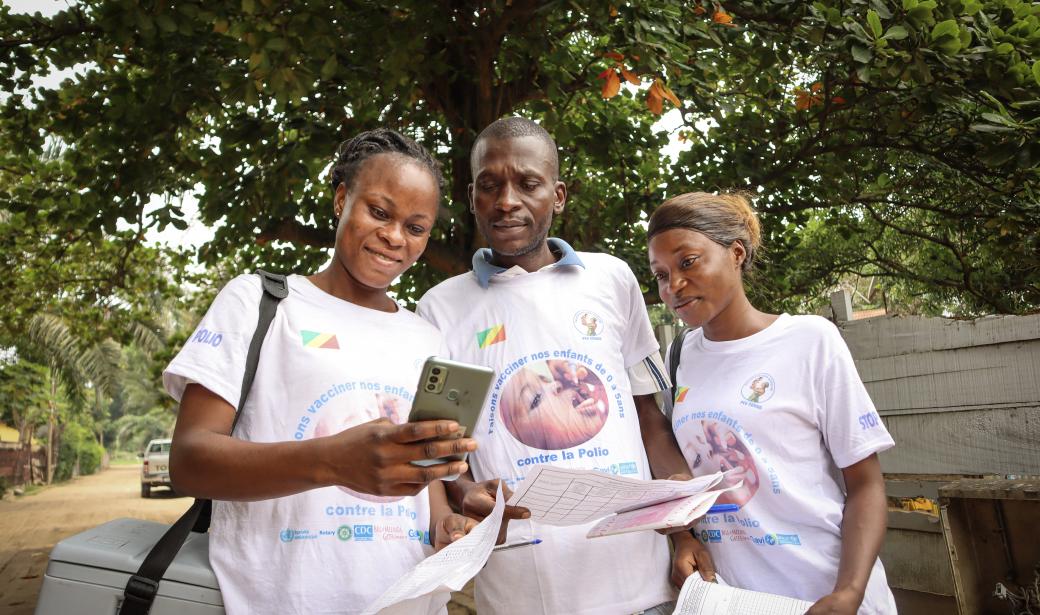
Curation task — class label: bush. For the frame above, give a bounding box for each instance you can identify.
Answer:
[55,423,106,481]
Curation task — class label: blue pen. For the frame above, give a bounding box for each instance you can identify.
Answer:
[707,504,739,514]
[493,538,542,552]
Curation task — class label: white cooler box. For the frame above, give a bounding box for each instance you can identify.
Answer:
[35,517,223,615]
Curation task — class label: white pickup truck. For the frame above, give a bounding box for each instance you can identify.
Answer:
[140,438,172,498]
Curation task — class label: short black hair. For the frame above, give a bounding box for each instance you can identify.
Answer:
[471,117,559,179]
[330,128,443,195]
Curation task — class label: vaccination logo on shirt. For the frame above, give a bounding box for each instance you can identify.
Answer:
[572,310,604,338]
[741,373,775,404]
[500,358,610,450]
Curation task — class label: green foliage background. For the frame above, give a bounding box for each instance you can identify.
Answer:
[0,0,1038,482]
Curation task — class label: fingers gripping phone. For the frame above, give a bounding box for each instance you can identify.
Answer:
[408,357,495,470]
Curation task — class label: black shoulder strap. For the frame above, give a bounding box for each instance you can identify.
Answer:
[119,270,288,615]
[664,327,690,420]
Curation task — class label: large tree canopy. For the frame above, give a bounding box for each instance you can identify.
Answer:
[2,0,1038,316]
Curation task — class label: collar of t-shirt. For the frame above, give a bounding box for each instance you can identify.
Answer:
[471,237,585,288]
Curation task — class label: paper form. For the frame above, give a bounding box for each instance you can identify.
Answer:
[505,465,724,526]
[673,574,814,615]
[361,484,505,615]
[586,482,739,538]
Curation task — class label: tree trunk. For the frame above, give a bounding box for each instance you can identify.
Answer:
[16,420,30,486]
[46,370,57,484]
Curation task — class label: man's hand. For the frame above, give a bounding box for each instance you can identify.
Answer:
[433,512,478,551]
[670,531,716,589]
[460,479,531,543]
[806,589,863,615]
[323,418,477,497]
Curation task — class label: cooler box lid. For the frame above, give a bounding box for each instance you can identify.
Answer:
[47,517,219,590]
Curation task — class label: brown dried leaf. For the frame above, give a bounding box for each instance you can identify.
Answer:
[602,70,621,99]
[646,83,664,115]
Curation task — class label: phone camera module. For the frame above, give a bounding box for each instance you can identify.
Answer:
[425,383,437,391]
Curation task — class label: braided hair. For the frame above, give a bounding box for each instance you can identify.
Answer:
[330,128,443,196]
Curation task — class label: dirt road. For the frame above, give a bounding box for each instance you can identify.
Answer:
[0,465,188,614]
[0,465,476,614]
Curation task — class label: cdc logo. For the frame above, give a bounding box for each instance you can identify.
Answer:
[700,529,722,543]
[337,525,353,541]
[279,529,294,543]
[354,524,374,541]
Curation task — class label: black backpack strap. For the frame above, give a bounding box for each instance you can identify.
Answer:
[119,271,288,615]
[663,327,690,420]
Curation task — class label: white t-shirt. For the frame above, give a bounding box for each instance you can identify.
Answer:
[164,274,447,615]
[670,314,896,613]
[418,251,674,615]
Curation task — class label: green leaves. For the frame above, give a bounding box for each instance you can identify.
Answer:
[320,55,338,80]
[930,19,959,42]
[867,10,883,39]
[0,0,1037,320]
[883,25,908,40]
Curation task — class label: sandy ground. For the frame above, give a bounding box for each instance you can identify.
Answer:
[0,465,475,614]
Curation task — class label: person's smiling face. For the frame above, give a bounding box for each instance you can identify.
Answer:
[469,136,565,264]
[648,227,745,330]
[333,153,439,291]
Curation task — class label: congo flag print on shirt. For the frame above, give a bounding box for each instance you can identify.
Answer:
[300,330,340,349]
[476,324,506,349]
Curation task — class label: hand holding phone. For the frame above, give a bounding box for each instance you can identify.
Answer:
[407,357,494,470]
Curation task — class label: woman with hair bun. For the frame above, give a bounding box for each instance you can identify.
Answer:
[165,128,478,614]
[647,192,896,614]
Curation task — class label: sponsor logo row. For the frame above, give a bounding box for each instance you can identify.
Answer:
[699,528,801,547]
[279,524,431,545]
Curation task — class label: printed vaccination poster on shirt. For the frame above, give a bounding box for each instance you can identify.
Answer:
[284,374,433,546]
[470,307,652,489]
[671,371,802,551]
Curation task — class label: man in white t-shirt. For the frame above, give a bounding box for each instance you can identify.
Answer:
[418,117,699,615]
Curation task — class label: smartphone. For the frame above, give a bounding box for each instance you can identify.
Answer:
[407,357,495,467]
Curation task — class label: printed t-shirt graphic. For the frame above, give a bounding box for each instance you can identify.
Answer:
[163,274,446,615]
[417,249,675,615]
[669,314,897,613]
[499,358,610,450]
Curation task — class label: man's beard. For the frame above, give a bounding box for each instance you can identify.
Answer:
[480,220,551,258]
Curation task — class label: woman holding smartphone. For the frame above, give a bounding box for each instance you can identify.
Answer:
[647,192,896,614]
[165,129,477,615]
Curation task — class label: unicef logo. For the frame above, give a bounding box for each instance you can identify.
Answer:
[741,373,775,404]
[573,310,603,337]
[336,525,353,541]
[279,529,294,543]
[765,533,777,546]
